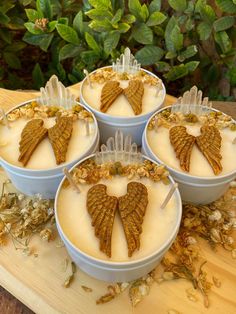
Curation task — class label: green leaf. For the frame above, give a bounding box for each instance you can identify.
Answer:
[170,25,183,51]
[59,44,82,61]
[155,61,171,72]
[89,20,113,32]
[0,12,10,24]
[0,3,15,14]
[185,18,194,31]
[214,31,232,53]
[25,9,43,22]
[132,23,153,44]
[168,0,187,12]
[149,0,161,13]
[58,17,68,25]
[4,41,26,52]
[36,0,52,19]
[213,16,235,32]
[165,16,177,52]
[111,9,122,25]
[197,21,212,40]
[141,4,149,22]
[117,22,130,33]
[165,51,177,59]
[32,63,45,89]
[81,50,100,65]
[0,29,12,44]
[215,0,236,13]
[153,25,164,36]
[122,14,136,24]
[164,64,188,81]
[227,67,236,86]
[104,31,120,53]
[135,45,164,65]
[89,0,111,9]
[23,32,54,51]
[85,8,113,21]
[3,52,21,69]
[177,45,198,62]
[199,5,216,24]
[73,11,83,35]
[146,12,166,26]
[22,0,32,5]
[85,32,100,53]
[56,24,80,44]
[111,0,125,11]
[48,21,57,32]
[24,22,44,34]
[185,61,200,72]
[128,0,146,22]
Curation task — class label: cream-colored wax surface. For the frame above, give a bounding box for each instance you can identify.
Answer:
[57,176,179,262]
[147,124,236,177]
[0,117,96,169]
[82,80,165,117]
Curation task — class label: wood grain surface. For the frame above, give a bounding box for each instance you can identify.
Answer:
[0,85,236,314]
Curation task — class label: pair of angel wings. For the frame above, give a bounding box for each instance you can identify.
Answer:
[169,125,222,175]
[87,182,148,258]
[18,116,73,166]
[100,80,144,115]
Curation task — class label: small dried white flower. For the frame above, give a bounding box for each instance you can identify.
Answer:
[209,210,222,221]
[187,236,197,245]
[231,249,236,259]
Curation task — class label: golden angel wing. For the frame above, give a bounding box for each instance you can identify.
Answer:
[118,182,148,257]
[48,116,73,165]
[100,80,123,113]
[196,125,222,175]
[169,125,196,172]
[123,80,144,115]
[87,184,118,257]
[18,119,48,166]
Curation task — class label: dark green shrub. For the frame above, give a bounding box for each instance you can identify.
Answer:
[0,0,235,100]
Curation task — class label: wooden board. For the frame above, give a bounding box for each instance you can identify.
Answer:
[0,85,236,314]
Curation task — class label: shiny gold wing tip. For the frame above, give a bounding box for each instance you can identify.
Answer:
[18,119,48,166]
[169,125,195,172]
[100,81,123,113]
[48,116,73,165]
[123,80,144,115]
[118,181,148,257]
[196,125,222,175]
[87,184,118,257]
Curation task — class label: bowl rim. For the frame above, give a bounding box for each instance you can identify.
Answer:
[0,99,99,173]
[54,153,182,267]
[144,105,236,182]
[80,65,166,121]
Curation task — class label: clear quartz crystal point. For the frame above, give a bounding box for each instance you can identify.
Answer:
[37,75,76,109]
[96,130,141,165]
[171,85,211,115]
[112,47,141,74]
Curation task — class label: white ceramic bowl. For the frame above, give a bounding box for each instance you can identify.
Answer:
[55,154,182,282]
[80,66,166,145]
[0,100,99,198]
[142,106,236,204]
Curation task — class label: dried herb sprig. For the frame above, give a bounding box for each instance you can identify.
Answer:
[0,180,54,253]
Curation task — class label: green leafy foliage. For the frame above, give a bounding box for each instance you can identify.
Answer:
[0,0,235,100]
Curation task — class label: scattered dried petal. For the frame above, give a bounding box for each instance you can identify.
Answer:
[81,285,93,292]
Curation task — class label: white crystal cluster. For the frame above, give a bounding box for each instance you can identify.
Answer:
[95,130,142,164]
[37,75,76,109]
[112,47,141,74]
[171,85,213,115]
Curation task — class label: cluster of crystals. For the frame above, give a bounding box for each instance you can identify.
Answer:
[148,108,236,131]
[4,101,93,123]
[112,47,141,74]
[63,159,169,188]
[0,184,54,253]
[89,68,159,86]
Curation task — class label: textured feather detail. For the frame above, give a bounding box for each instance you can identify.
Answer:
[196,125,222,175]
[18,119,48,166]
[48,116,73,165]
[123,80,144,115]
[118,182,148,257]
[169,125,196,172]
[100,81,123,113]
[87,184,118,257]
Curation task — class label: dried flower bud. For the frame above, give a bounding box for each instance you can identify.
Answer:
[35,18,48,31]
